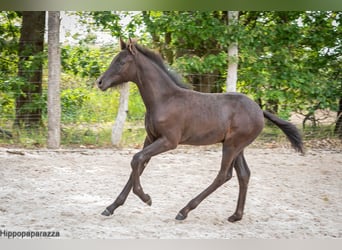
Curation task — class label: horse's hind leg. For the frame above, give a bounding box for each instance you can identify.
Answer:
[101,137,153,216]
[175,144,239,220]
[228,151,250,222]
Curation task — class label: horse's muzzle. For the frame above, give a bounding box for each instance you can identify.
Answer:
[96,77,106,91]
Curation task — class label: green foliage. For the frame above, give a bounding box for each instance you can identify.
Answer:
[0,12,21,119]
[0,73,26,119]
[61,87,90,122]
[1,11,341,146]
[61,44,115,84]
[174,51,227,75]
[237,11,341,119]
[140,11,231,91]
[121,122,146,147]
[135,11,341,119]
[59,84,145,124]
[0,12,21,71]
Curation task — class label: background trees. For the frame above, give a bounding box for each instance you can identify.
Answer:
[238,11,341,123]
[15,11,45,127]
[0,10,340,144]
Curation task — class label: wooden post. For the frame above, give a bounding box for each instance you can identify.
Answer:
[47,11,61,149]
[111,82,130,146]
[226,11,239,93]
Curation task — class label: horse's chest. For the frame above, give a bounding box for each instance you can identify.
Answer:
[144,110,179,139]
[144,113,161,138]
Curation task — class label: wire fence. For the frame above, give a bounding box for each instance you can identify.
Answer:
[0,28,228,147]
[1,16,338,148]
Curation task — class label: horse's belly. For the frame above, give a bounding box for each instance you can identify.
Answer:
[180,126,226,145]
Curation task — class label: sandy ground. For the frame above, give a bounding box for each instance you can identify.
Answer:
[0,145,341,239]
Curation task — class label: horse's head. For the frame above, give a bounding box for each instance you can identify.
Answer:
[96,38,137,91]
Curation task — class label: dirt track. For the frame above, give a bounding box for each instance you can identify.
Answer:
[0,146,341,239]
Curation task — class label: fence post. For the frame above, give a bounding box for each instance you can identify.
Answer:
[111,82,130,146]
[47,11,61,149]
[226,11,239,93]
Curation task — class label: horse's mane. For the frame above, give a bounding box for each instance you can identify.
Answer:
[134,44,190,89]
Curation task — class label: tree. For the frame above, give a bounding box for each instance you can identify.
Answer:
[141,11,229,93]
[47,11,61,149]
[335,98,342,138]
[238,11,341,123]
[0,12,21,73]
[70,11,341,138]
[300,11,341,134]
[0,11,21,130]
[14,11,45,127]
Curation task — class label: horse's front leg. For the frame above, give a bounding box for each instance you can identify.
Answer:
[131,136,177,205]
[101,165,147,216]
[101,137,152,216]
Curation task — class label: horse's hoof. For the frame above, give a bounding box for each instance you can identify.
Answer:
[175,212,187,221]
[145,194,152,206]
[228,214,242,223]
[101,208,112,216]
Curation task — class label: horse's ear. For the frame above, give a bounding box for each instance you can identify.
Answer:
[120,37,126,50]
[127,37,137,55]
[129,37,137,44]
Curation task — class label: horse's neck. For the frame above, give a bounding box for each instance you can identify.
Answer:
[135,57,182,109]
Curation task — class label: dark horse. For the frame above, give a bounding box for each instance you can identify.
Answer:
[96,38,303,222]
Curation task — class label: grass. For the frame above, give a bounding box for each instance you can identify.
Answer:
[0,126,47,148]
[0,121,146,149]
[61,121,147,148]
[0,120,340,150]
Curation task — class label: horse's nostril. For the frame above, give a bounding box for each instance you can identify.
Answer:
[97,79,102,86]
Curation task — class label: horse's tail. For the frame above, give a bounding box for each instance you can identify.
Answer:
[263,110,304,154]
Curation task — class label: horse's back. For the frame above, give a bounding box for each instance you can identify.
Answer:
[175,90,264,146]
[189,91,263,121]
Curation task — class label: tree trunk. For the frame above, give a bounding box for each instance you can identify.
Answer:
[47,11,61,149]
[334,97,342,138]
[111,82,130,146]
[15,11,45,127]
[226,11,239,93]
